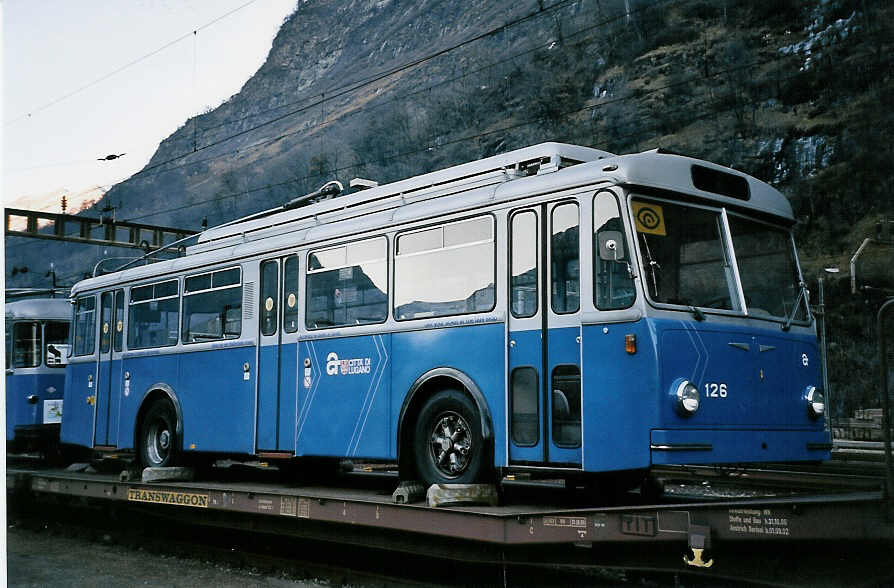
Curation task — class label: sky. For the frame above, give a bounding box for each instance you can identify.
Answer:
[2,0,298,210]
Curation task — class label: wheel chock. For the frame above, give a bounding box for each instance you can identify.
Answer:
[141,466,195,483]
[392,481,427,504]
[426,483,499,508]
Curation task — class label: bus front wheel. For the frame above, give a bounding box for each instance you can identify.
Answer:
[139,401,178,468]
[413,390,488,486]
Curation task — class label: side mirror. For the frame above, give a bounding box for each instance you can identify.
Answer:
[598,231,626,261]
[46,344,70,366]
[5,368,13,376]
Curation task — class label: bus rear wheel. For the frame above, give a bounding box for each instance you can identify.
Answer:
[139,401,178,468]
[413,390,488,486]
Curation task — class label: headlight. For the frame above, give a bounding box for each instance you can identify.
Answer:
[674,379,700,416]
[805,386,825,420]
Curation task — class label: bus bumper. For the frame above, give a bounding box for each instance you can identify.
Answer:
[650,428,832,464]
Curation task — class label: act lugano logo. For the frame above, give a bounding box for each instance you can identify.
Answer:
[326,352,372,376]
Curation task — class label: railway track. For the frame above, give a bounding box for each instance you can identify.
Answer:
[7,438,894,587]
[7,457,894,587]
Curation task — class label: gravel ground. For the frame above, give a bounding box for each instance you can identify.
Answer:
[7,524,332,588]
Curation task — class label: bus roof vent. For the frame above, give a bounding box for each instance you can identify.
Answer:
[350,178,378,191]
[691,165,750,201]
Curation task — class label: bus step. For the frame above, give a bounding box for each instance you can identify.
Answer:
[141,467,195,483]
[426,483,499,508]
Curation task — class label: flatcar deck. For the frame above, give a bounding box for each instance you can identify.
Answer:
[7,463,894,585]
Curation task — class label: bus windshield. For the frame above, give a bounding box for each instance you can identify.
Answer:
[631,197,806,322]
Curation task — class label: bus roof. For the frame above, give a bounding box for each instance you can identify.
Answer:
[593,149,794,221]
[5,298,71,321]
[70,143,793,296]
[193,142,613,250]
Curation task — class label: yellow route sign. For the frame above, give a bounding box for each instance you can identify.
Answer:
[632,202,667,236]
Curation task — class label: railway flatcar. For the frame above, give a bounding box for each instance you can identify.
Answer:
[6,298,70,453]
[60,143,830,486]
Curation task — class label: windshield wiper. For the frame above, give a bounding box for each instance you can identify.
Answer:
[688,305,706,322]
[782,281,809,331]
[640,235,661,298]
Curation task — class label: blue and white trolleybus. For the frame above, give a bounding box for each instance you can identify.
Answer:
[6,298,70,453]
[61,143,831,485]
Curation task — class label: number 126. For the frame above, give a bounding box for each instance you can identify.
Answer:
[705,383,728,398]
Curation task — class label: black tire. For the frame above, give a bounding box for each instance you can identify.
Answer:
[413,389,490,486]
[139,401,178,468]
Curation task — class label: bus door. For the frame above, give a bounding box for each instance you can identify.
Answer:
[257,258,282,451]
[296,237,391,459]
[95,289,124,447]
[508,202,582,466]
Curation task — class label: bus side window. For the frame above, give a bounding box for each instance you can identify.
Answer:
[551,203,579,314]
[511,367,539,446]
[74,296,96,356]
[594,192,636,310]
[306,237,388,329]
[283,255,299,333]
[113,290,124,351]
[510,211,538,319]
[129,280,180,349]
[552,364,581,448]
[100,292,113,353]
[260,261,278,336]
[181,269,241,344]
[394,216,495,320]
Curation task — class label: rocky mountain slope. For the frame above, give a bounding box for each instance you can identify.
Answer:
[6,0,892,415]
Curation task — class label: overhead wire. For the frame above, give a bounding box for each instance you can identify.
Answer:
[113,0,619,182]
[6,0,670,199]
[119,47,875,225]
[7,44,835,240]
[89,0,674,189]
[6,0,879,253]
[3,0,262,127]
[194,0,460,137]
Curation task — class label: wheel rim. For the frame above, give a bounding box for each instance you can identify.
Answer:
[428,411,473,479]
[146,417,171,466]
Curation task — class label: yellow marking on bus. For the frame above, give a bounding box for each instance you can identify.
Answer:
[632,201,667,236]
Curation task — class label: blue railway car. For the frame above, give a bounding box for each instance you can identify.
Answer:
[60,143,830,486]
[6,298,70,452]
